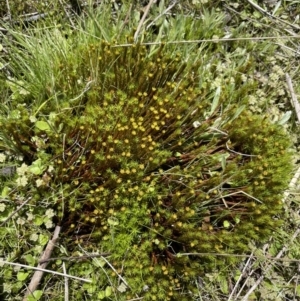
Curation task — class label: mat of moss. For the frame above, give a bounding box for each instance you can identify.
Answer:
[0,5,293,301]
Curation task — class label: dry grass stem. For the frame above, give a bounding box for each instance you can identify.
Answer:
[227,252,255,301]
[0,197,32,227]
[5,0,11,21]
[134,0,156,42]
[0,259,92,282]
[23,226,61,300]
[58,0,75,27]
[283,165,300,203]
[246,0,300,31]
[241,227,300,301]
[146,0,178,30]
[63,262,69,301]
[175,252,300,263]
[226,142,257,157]
[112,35,300,48]
[38,253,111,264]
[100,256,129,288]
[286,73,300,123]
[116,3,133,40]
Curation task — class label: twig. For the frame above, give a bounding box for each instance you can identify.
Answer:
[69,0,82,15]
[116,3,133,40]
[20,13,47,22]
[39,253,111,264]
[286,73,300,123]
[175,251,300,263]
[276,43,300,55]
[23,226,61,300]
[208,126,228,136]
[282,165,300,203]
[63,262,69,301]
[111,35,300,48]
[100,256,129,288]
[0,259,91,282]
[227,252,254,301]
[146,0,177,30]
[0,62,9,69]
[2,11,47,22]
[245,0,300,31]
[58,0,75,27]
[69,80,94,102]
[293,264,300,301]
[226,142,257,157]
[235,259,257,300]
[241,227,300,301]
[5,0,11,22]
[220,190,263,204]
[225,3,298,38]
[134,0,157,42]
[0,197,32,227]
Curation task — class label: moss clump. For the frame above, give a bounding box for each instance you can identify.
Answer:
[0,8,293,301]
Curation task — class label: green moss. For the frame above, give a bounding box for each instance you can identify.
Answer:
[0,5,294,301]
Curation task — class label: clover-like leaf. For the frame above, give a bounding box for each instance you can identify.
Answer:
[17,271,29,281]
[223,220,230,229]
[38,234,49,246]
[35,120,51,132]
[105,286,112,297]
[98,291,106,300]
[27,290,43,301]
[28,159,46,175]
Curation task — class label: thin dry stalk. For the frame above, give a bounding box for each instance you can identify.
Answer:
[175,252,300,263]
[23,226,61,300]
[38,253,110,264]
[100,256,129,288]
[146,0,178,30]
[0,259,91,282]
[5,0,11,21]
[241,227,300,301]
[113,35,300,48]
[134,0,157,42]
[235,263,256,300]
[246,0,300,31]
[63,262,69,301]
[286,73,300,123]
[283,165,300,203]
[0,197,32,226]
[293,265,300,301]
[227,252,254,301]
[59,0,75,27]
[284,73,300,205]
[116,3,133,40]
